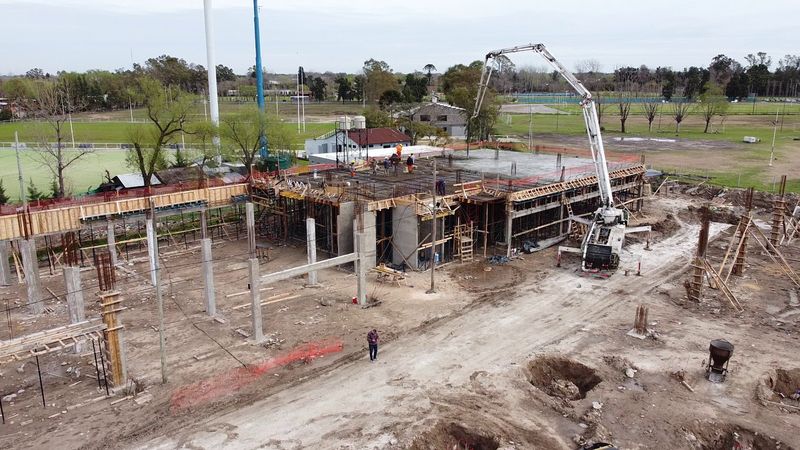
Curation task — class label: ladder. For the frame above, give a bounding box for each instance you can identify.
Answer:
[564,201,586,240]
[454,223,474,263]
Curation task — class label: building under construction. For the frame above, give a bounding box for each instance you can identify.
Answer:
[250,147,647,271]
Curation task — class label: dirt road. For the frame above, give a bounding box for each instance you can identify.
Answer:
[134,210,743,449]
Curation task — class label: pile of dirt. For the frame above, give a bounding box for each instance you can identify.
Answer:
[451,263,525,293]
[690,421,792,450]
[527,356,602,401]
[409,422,500,450]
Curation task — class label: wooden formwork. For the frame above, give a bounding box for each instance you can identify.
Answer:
[0,184,249,241]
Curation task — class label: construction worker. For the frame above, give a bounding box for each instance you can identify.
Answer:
[382,156,390,175]
[349,161,356,177]
[369,157,377,175]
[390,153,400,175]
[367,329,379,361]
[406,153,415,173]
[395,143,403,159]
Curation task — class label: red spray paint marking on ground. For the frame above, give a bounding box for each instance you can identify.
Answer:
[170,338,344,411]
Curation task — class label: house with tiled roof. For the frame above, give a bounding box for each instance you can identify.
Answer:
[304,127,411,158]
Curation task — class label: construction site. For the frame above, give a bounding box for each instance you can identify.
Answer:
[1,1,799,444]
[0,139,799,448]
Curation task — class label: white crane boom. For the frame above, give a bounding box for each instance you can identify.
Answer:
[473,43,614,209]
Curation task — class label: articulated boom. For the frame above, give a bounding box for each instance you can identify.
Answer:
[473,43,646,271]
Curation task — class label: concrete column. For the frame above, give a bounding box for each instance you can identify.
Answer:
[249,257,263,342]
[306,218,318,285]
[19,239,43,314]
[246,202,256,256]
[361,211,377,269]
[106,220,117,266]
[355,232,368,306]
[146,216,158,286]
[63,266,85,352]
[391,205,419,268]
[337,202,355,256]
[200,209,208,240]
[505,209,514,258]
[0,240,12,286]
[201,238,216,316]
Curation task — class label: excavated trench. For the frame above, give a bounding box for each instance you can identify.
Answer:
[409,422,500,450]
[693,423,793,450]
[527,356,602,401]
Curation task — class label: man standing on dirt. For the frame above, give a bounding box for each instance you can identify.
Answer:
[367,329,379,362]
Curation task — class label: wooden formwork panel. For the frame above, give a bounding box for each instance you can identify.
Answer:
[0,183,250,240]
[0,215,21,241]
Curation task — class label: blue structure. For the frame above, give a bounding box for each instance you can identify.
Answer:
[253,0,268,157]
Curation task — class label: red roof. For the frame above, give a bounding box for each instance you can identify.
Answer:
[345,128,410,146]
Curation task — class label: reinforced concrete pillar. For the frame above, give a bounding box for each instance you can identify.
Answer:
[200,208,208,240]
[19,239,43,314]
[201,238,216,315]
[0,240,12,286]
[505,208,514,258]
[106,220,117,266]
[249,258,263,342]
[146,216,158,286]
[355,232,368,306]
[63,266,85,352]
[246,202,256,256]
[306,218,318,285]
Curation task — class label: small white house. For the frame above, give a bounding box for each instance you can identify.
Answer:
[304,127,411,160]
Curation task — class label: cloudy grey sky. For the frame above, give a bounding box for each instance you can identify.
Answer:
[1,0,797,76]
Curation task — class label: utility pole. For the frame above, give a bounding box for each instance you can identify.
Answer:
[769,108,778,167]
[14,131,27,206]
[528,104,533,151]
[427,159,437,294]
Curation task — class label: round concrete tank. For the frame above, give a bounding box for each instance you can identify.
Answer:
[352,115,367,129]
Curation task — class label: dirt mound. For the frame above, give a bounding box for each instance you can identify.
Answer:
[528,356,602,400]
[451,263,525,294]
[691,422,793,450]
[409,422,499,450]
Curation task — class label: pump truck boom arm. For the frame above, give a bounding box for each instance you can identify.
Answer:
[472,43,614,209]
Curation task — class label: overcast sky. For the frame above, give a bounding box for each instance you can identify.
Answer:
[1,0,797,76]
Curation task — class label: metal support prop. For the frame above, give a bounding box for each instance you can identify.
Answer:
[36,354,45,407]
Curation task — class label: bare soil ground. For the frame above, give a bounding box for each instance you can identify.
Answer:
[2,191,800,449]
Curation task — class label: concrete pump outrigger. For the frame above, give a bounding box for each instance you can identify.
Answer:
[472,43,650,271]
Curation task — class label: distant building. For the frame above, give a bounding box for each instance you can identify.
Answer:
[403,98,467,137]
[304,127,411,159]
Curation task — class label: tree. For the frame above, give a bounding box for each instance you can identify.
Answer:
[215,64,237,82]
[334,76,353,102]
[0,179,9,205]
[27,179,45,201]
[397,118,437,145]
[698,82,729,133]
[29,81,93,198]
[185,121,220,169]
[440,61,499,141]
[220,108,270,174]
[363,107,394,128]
[144,54,207,94]
[126,77,192,187]
[26,68,46,79]
[308,76,327,102]
[353,75,366,102]
[402,73,427,103]
[378,89,404,109]
[595,93,607,130]
[641,102,659,132]
[617,92,632,133]
[363,59,397,102]
[671,101,693,134]
[423,64,437,86]
[709,54,740,87]
[682,66,707,99]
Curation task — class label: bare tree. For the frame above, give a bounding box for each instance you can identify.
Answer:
[617,92,632,133]
[641,102,659,132]
[671,101,693,134]
[220,108,267,174]
[126,77,192,187]
[594,93,607,130]
[29,82,93,198]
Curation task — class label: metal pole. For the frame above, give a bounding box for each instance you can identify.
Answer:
[253,0,265,112]
[769,108,778,167]
[91,339,102,389]
[0,392,4,424]
[203,0,221,149]
[14,131,27,206]
[528,104,533,151]
[35,355,45,407]
[297,71,301,133]
[98,340,110,395]
[427,159,437,294]
[68,112,75,149]
[155,250,167,384]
